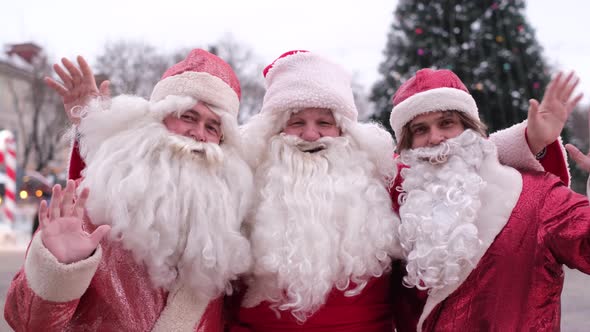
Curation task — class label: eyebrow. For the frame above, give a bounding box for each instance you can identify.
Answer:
[207,119,221,127]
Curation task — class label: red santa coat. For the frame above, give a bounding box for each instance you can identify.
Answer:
[4,223,223,332]
[231,276,394,332]
[388,131,581,331]
[4,142,223,332]
[417,171,590,331]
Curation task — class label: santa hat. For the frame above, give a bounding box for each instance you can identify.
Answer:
[260,50,358,126]
[389,68,478,142]
[150,48,241,120]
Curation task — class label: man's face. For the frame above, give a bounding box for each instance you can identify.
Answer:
[283,108,341,142]
[408,111,465,148]
[163,102,223,144]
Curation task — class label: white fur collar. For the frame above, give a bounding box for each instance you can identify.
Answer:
[416,157,523,331]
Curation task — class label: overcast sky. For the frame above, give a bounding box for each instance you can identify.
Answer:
[1,0,588,104]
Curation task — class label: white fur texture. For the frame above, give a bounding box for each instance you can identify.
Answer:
[398,130,490,291]
[396,130,523,331]
[77,95,253,298]
[262,52,358,122]
[150,71,240,117]
[389,87,478,142]
[243,134,402,322]
[25,232,102,302]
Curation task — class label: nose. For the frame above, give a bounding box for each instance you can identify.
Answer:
[188,126,207,142]
[428,128,446,146]
[300,125,321,142]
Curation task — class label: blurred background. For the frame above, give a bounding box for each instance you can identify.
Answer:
[0,0,588,331]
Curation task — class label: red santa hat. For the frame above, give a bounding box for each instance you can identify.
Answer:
[150,48,241,119]
[389,68,479,142]
[260,50,358,126]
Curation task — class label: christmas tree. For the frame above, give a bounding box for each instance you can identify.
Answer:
[371,0,550,135]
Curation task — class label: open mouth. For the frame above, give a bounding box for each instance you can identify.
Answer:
[302,146,325,153]
[297,142,327,153]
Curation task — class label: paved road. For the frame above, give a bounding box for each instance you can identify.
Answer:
[0,250,588,331]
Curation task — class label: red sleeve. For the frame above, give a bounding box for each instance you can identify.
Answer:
[68,140,86,181]
[4,258,79,332]
[539,140,569,186]
[540,176,590,272]
[524,128,569,186]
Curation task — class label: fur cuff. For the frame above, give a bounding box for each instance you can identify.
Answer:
[151,283,212,332]
[489,121,543,172]
[24,232,102,302]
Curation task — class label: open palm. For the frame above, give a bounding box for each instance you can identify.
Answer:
[40,180,110,264]
[44,56,110,125]
[527,71,583,154]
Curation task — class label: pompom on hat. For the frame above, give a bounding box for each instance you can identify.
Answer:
[389,68,479,142]
[260,50,358,123]
[150,48,241,119]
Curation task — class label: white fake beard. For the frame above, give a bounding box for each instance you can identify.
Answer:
[398,130,495,292]
[78,98,253,297]
[245,133,400,322]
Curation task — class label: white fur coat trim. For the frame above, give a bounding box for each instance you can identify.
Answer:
[417,159,523,331]
[389,87,478,141]
[151,283,212,332]
[150,71,239,117]
[261,51,358,122]
[489,120,570,179]
[24,232,102,302]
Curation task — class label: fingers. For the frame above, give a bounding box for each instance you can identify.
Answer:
[566,144,590,169]
[53,63,74,90]
[543,72,561,101]
[60,180,76,217]
[38,200,49,230]
[44,77,69,96]
[528,99,539,117]
[89,225,111,247]
[566,93,584,116]
[565,143,590,171]
[99,80,111,98]
[73,187,90,219]
[61,58,83,86]
[48,184,63,220]
[77,56,98,86]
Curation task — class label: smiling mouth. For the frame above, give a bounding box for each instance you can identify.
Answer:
[297,142,327,153]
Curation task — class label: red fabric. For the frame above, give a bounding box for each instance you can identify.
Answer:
[4,221,223,332]
[231,276,394,332]
[421,172,590,331]
[540,139,570,186]
[161,49,241,100]
[68,141,85,181]
[392,69,469,106]
[523,128,570,186]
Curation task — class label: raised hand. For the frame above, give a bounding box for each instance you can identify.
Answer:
[40,180,110,264]
[44,56,110,125]
[565,105,590,173]
[527,71,584,154]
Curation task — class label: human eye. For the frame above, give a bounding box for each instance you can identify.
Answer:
[412,126,427,135]
[181,113,196,122]
[206,124,219,134]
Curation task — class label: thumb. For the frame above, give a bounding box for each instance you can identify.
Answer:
[565,144,590,170]
[89,225,111,247]
[528,99,540,117]
[99,80,111,98]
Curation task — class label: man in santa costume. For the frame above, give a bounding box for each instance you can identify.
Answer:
[230,50,572,331]
[4,49,254,331]
[390,68,588,331]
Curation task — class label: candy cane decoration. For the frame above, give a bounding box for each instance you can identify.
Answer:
[0,130,17,223]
